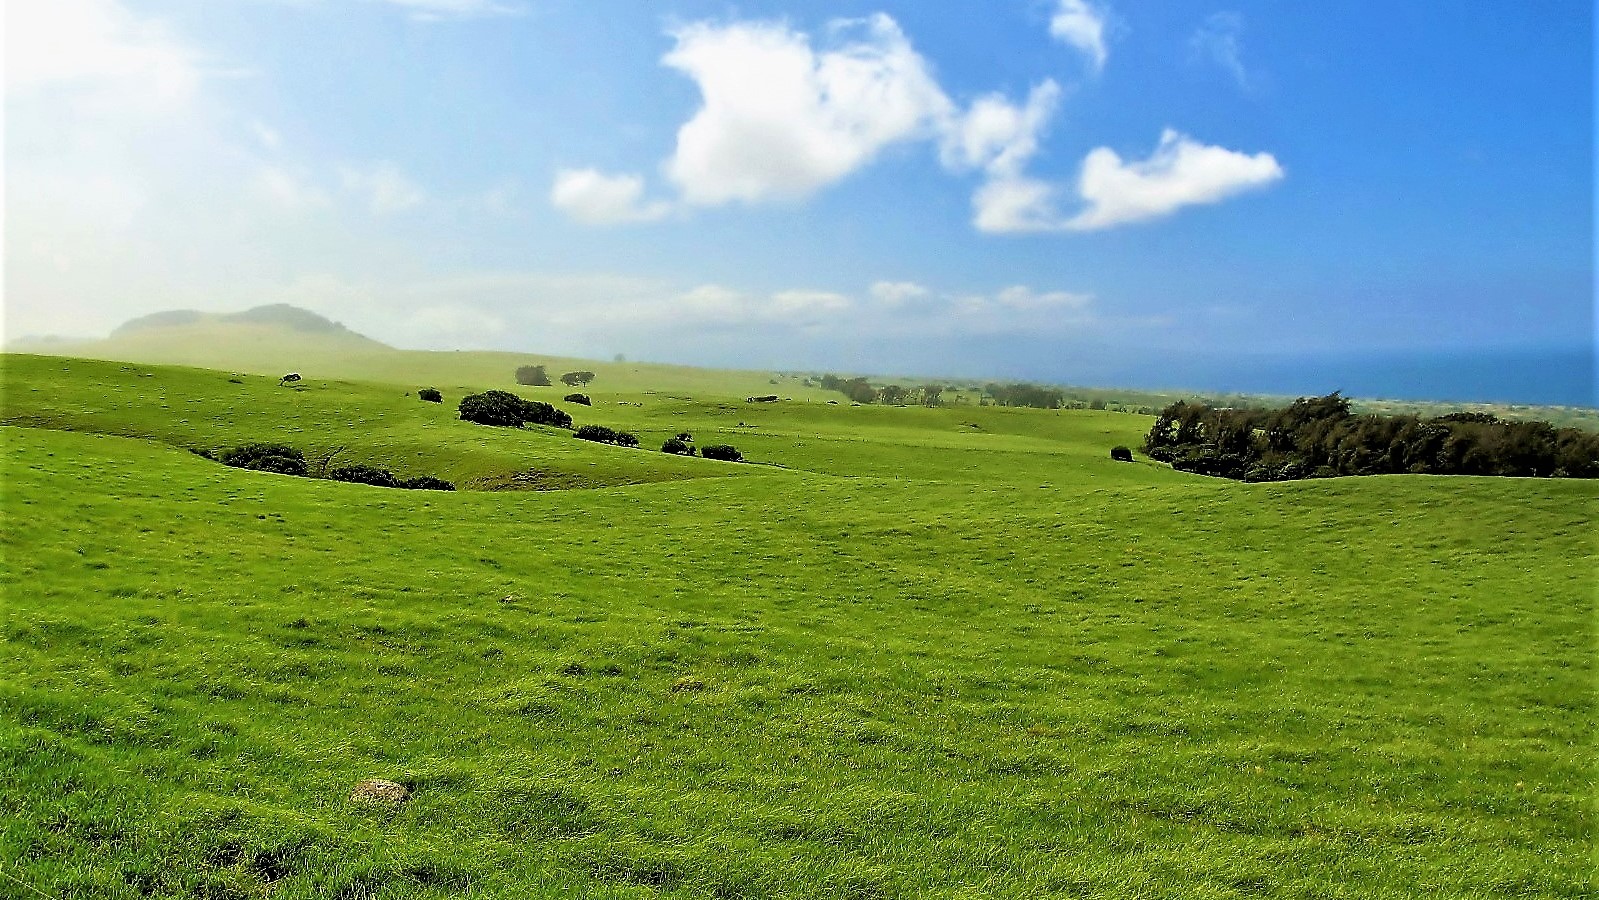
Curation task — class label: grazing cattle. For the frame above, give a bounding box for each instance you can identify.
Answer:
[279,373,302,386]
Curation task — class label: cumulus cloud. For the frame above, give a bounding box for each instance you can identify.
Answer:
[1067,129,1283,230]
[1049,0,1110,73]
[971,130,1282,233]
[1189,12,1252,90]
[340,161,425,214]
[941,80,1061,176]
[550,169,669,224]
[660,14,952,205]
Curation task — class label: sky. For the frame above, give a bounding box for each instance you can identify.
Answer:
[4,0,1595,404]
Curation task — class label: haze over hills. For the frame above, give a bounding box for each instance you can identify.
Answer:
[13,303,1595,432]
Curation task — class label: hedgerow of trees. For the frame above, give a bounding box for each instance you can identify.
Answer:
[1143,392,1599,481]
[516,365,552,386]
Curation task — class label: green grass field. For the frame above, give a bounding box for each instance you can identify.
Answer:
[1,350,1593,899]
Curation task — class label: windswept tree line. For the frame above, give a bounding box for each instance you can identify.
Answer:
[813,373,1159,412]
[1144,392,1599,481]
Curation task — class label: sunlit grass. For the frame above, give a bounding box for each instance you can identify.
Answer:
[1,352,1592,898]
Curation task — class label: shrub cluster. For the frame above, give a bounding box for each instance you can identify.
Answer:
[219,444,453,489]
[219,443,307,476]
[1110,446,1133,462]
[564,393,592,406]
[700,444,742,462]
[418,388,442,403]
[1144,392,1599,481]
[661,438,694,455]
[574,424,639,447]
[459,390,573,429]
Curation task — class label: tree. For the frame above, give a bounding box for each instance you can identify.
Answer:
[574,424,618,444]
[700,444,743,462]
[1110,446,1133,462]
[879,384,908,405]
[418,388,442,403]
[515,365,551,386]
[661,438,694,455]
[921,384,943,407]
[459,390,572,428]
[564,393,592,406]
[561,371,596,387]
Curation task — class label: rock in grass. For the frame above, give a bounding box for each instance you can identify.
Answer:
[350,779,409,807]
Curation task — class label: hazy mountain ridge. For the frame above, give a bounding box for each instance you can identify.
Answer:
[111,303,382,343]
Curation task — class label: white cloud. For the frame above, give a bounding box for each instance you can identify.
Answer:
[340,161,425,214]
[971,130,1282,234]
[941,80,1061,177]
[660,14,952,205]
[1049,0,1109,73]
[1189,12,1251,90]
[550,168,669,224]
[1067,129,1283,230]
[869,281,930,307]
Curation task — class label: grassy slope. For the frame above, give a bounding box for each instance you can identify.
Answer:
[1,351,1593,899]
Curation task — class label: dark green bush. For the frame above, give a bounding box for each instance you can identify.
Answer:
[515,365,551,386]
[418,388,442,403]
[675,432,693,442]
[615,432,639,448]
[700,444,742,462]
[459,390,572,429]
[399,476,455,491]
[1110,446,1133,462]
[661,438,693,455]
[328,465,399,487]
[574,424,617,444]
[564,393,591,406]
[219,443,307,476]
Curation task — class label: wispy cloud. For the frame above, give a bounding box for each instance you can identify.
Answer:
[550,169,669,224]
[340,161,425,214]
[1049,0,1110,74]
[368,0,524,22]
[1189,12,1253,91]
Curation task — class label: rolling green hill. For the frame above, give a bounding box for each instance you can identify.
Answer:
[1,349,1592,899]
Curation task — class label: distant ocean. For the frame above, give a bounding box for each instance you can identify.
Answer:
[848,339,1599,409]
[1060,345,1597,408]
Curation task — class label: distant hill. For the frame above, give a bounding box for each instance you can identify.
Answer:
[16,303,394,375]
[110,304,384,343]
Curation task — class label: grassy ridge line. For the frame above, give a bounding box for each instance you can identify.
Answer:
[3,418,1595,897]
[0,354,765,491]
[0,353,1164,489]
[13,327,839,402]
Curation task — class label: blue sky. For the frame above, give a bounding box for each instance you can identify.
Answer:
[6,1,1594,403]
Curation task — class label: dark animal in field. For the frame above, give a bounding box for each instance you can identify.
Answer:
[279,373,302,386]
